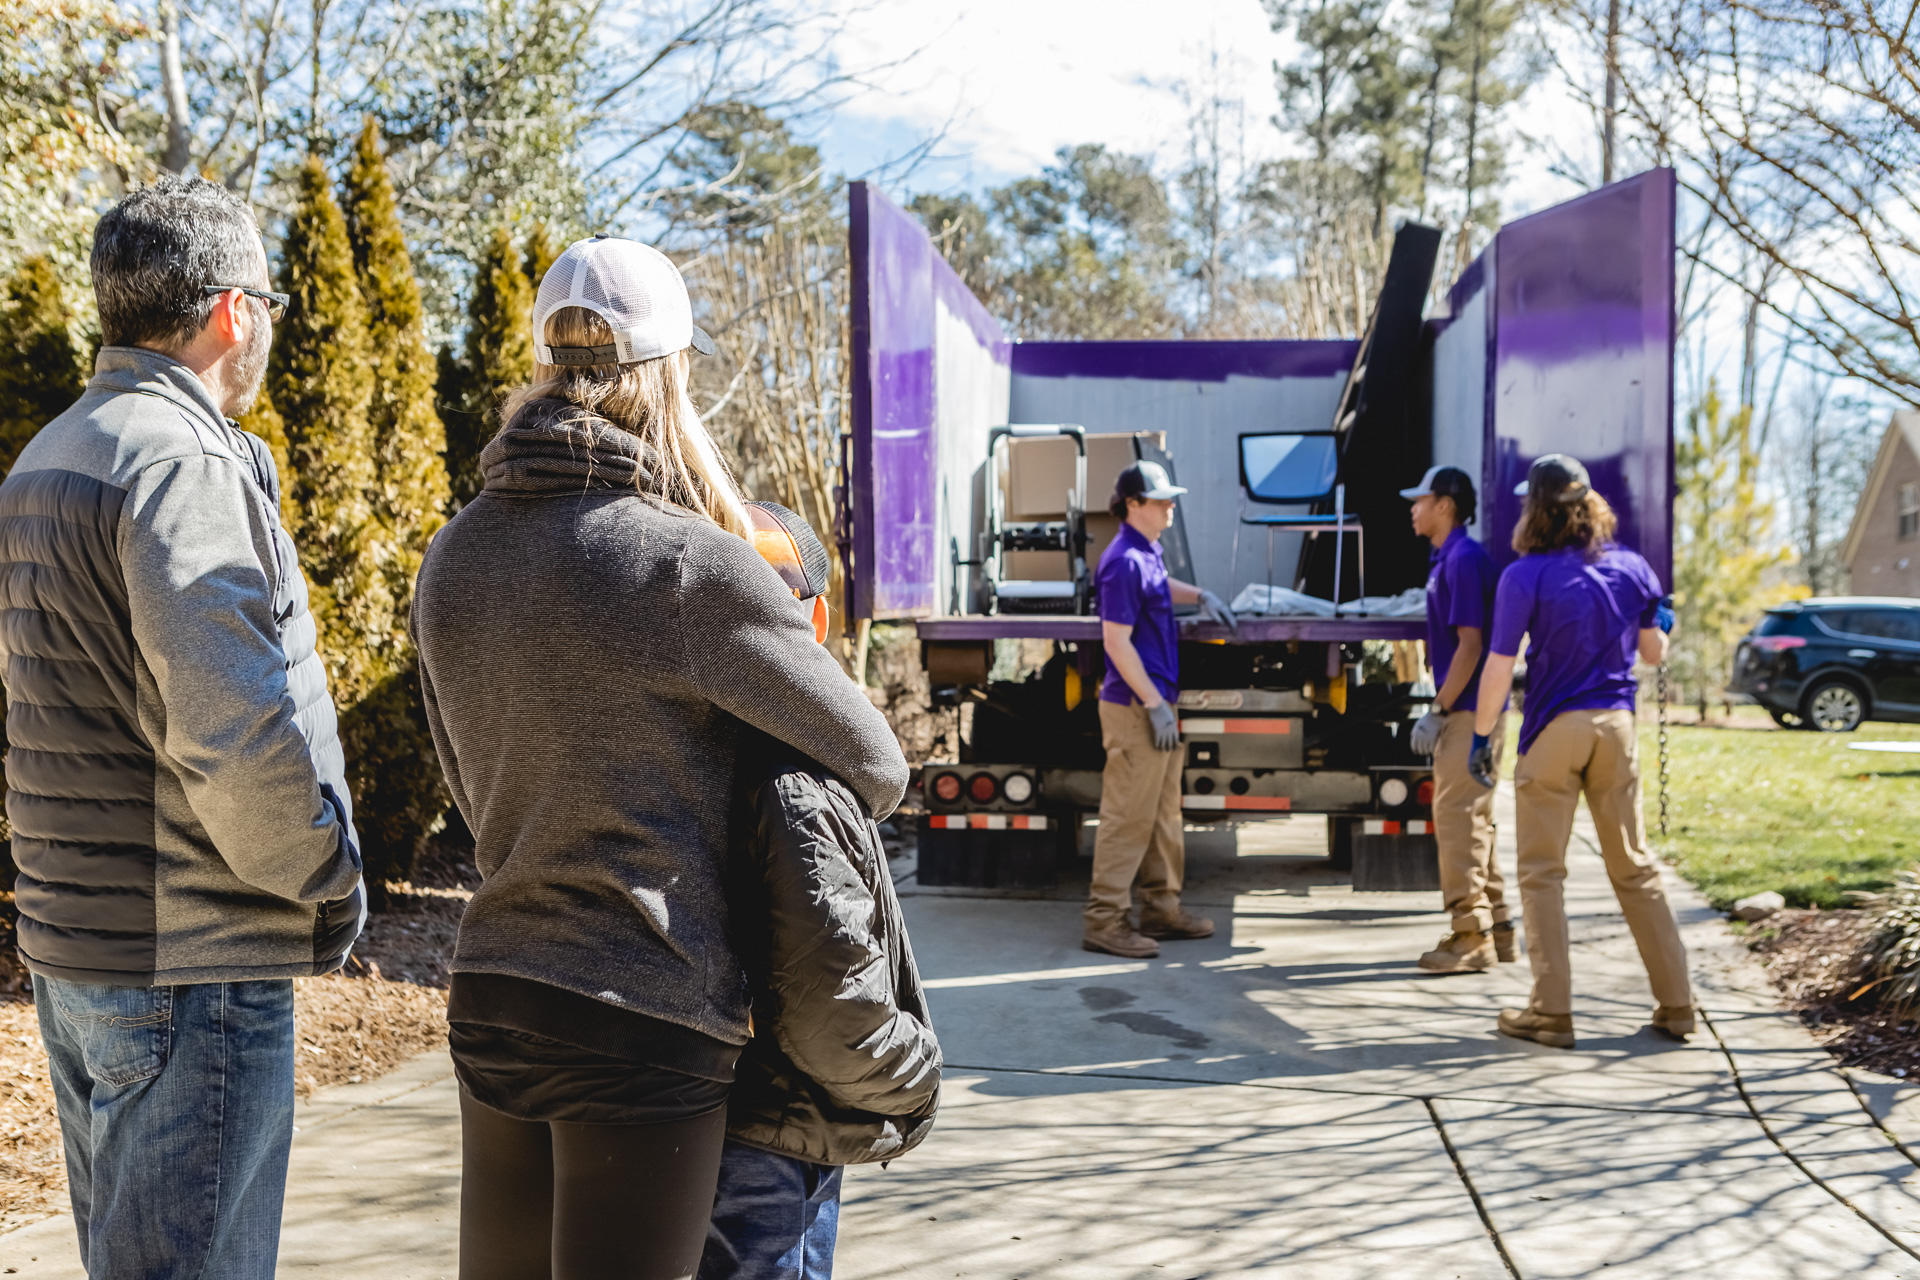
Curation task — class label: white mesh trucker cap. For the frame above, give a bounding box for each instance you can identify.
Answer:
[530,235,716,366]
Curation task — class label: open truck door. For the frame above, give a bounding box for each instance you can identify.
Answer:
[843,171,1676,892]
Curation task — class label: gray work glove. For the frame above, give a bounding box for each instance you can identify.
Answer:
[1197,589,1240,636]
[1146,701,1180,752]
[1409,709,1446,757]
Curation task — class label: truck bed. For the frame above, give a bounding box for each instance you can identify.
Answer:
[914,615,1426,644]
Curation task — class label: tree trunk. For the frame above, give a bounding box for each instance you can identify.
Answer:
[1463,0,1484,229]
[1602,0,1621,184]
[159,0,193,173]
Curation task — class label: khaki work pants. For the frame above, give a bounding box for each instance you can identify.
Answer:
[1514,709,1693,1016]
[1087,700,1186,930]
[1434,710,1510,933]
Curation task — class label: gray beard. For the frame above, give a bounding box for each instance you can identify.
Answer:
[223,315,271,417]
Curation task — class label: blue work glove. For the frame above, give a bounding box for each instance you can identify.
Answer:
[1409,709,1447,757]
[1146,701,1180,752]
[1467,732,1496,789]
[1654,596,1676,634]
[1198,589,1240,637]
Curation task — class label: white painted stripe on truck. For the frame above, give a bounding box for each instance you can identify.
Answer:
[928,813,1049,830]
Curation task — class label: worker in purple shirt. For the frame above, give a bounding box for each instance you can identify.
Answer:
[1469,454,1694,1049]
[1401,465,1514,974]
[1085,461,1239,959]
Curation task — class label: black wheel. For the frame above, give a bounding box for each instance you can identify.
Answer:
[1801,679,1867,733]
[1328,816,1357,872]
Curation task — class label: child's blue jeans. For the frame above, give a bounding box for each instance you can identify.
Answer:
[699,1139,844,1280]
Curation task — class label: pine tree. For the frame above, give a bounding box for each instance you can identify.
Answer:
[0,256,86,475]
[267,155,399,881]
[341,118,454,883]
[443,225,535,507]
[0,254,86,867]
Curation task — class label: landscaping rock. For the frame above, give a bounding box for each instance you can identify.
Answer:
[1734,891,1787,922]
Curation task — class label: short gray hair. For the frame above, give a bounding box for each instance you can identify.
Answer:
[91,175,263,350]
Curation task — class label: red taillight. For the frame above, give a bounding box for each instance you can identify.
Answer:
[967,772,999,804]
[1750,636,1806,651]
[930,772,963,804]
[1416,779,1435,807]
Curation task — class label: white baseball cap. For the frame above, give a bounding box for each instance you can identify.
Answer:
[530,235,716,366]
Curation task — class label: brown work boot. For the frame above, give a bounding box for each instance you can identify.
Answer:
[1418,931,1494,973]
[1492,921,1518,963]
[1139,906,1215,940]
[1083,920,1160,958]
[1498,1007,1576,1049]
[1651,1004,1696,1040]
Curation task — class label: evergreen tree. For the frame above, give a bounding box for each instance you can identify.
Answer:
[268,155,398,881]
[444,225,534,507]
[341,117,453,883]
[0,255,86,475]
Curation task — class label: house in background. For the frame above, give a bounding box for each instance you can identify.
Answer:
[1844,410,1920,597]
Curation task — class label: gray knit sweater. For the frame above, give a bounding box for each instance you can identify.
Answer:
[413,400,907,1045]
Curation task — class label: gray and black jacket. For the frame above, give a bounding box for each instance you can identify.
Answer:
[727,746,940,1166]
[0,348,363,986]
[413,400,907,1047]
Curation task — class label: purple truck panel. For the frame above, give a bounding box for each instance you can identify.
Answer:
[1485,169,1677,586]
[848,182,1011,619]
[1011,340,1358,382]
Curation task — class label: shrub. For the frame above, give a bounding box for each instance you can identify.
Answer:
[342,119,453,882]
[442,224,533,508]
[1855,868,1920,1019]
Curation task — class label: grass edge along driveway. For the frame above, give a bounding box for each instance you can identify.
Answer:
[1634,718,1920,910]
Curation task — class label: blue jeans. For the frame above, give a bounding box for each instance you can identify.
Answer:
[33,975,297,1279]
[698,1140,843,1280]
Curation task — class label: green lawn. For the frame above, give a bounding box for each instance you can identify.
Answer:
[1630,715,1920,910]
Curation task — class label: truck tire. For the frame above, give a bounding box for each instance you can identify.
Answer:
[1801,678,1867,733]
[1328,816,1357,872]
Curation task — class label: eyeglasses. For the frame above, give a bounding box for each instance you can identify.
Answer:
[202,284,289,322]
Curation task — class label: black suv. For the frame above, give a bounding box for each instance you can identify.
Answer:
[1730,598,1920,732]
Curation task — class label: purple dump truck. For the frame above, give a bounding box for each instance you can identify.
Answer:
[840,170,1677,890]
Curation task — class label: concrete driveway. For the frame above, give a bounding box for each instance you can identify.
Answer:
[6,786,1919,1278]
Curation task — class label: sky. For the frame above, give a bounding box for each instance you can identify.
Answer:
[811,0,1595,223]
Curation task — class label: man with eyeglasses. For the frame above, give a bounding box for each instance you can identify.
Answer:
[0,175,363,1277]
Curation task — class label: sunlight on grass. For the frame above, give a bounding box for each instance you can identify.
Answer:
[1640,718,1920,909]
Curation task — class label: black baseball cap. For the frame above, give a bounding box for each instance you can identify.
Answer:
[1398,465,1476,505]
[1514,453,1592,503]
[1113,460,1187,503]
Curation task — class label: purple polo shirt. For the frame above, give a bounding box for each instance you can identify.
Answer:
[1490,545,1664,754]
[1097,521,1179,705]
[1426,527,1498,714]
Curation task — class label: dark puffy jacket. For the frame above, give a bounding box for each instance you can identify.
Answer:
[727,753,940,1166]
[0,349,362,985]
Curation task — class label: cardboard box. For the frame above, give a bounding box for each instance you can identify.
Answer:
[1004,431,1165,521]
[1003,513,1122,582]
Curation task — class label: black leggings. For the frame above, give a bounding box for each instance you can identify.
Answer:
[458,1092,729,1280]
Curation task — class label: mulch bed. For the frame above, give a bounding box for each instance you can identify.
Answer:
[0,839,477,1231]
[1749,907,1920,1081]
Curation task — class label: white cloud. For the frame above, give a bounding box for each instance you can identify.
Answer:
[820,0,1288,189]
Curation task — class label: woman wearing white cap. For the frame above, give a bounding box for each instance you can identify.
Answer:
[411,236,909,1279]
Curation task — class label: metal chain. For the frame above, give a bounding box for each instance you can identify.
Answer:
[1656,662,1672,839]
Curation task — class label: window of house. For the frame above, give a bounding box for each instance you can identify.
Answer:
[1900,482,1919,540]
